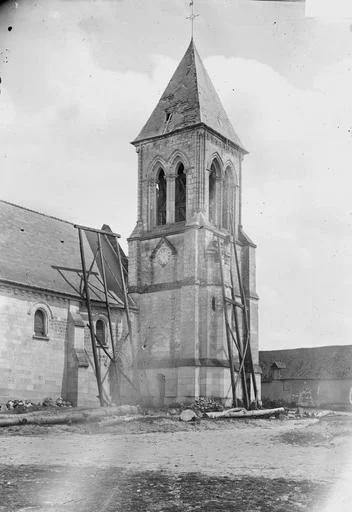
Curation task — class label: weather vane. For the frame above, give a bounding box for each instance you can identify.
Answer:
[186,0,199,39]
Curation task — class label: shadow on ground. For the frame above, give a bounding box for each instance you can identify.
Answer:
[0,465,329,512]
[279,415,352,447]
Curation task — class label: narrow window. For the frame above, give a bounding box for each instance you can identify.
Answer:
[223,168,231,230]
[211,296,216,311]
[175,163,186,222]
[156,169,166,225]
[34,309,46,337]
[96,319,106,346]
[209,163,217,224]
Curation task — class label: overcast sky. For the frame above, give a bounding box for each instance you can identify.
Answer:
[0,0,351,351]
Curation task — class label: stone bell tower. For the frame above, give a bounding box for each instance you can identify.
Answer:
[128,40,260,405]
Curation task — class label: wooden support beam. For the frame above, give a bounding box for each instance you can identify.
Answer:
[231,232,259,407]
[217,238,237,407]
[97,232,120,403]
[74,224,121,238]
[224,297,245,309]
[77,228,104,407]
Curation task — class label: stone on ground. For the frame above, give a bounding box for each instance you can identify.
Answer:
[180,409,197,422]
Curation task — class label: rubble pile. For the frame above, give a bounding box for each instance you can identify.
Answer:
[44,397,72,408]
[187,397,224,415]
[4,397,72,413]
[6,400,35,411]
[285,407,335,419]
[55,397,72,407]
[286,409,301,419]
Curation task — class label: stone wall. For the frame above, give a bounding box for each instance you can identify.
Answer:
[0,283,72,403]
[261,378,352,407]
[129,224,259,404]
[0,282,133,406]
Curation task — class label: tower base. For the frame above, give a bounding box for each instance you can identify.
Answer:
[137,365,260,407]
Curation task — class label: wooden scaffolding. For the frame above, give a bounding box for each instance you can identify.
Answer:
[75,224,140,406]
[54,224,139,406]
[217,222,259,409]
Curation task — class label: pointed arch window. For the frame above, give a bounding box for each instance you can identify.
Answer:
[156,168,166,225]
[175,163,186,222]
[209,162,217,225]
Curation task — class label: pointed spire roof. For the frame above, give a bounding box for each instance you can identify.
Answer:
[133,40,245,151]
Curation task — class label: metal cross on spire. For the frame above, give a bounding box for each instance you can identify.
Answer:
[186,0,199,39]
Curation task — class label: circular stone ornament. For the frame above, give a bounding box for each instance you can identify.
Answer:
[157,245,172,266]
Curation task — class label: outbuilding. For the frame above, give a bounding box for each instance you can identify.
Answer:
[260,346,352,408]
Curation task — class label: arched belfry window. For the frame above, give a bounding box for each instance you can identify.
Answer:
[175,163,186,222]
[96,319,106,346]
[223,167,233,230]
[156,168,166,225]
[209,162,217,225]
[34,309,47,338]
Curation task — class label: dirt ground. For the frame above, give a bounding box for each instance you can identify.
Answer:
[0,414,352,511]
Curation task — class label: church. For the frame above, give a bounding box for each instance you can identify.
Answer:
[0,40,261,407]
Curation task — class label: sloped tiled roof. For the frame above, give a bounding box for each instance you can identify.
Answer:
[260,346,352,382]
[0,200,126,305]
[133,39,245,150]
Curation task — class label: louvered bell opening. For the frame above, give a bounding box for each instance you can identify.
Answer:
[175,163,186,222]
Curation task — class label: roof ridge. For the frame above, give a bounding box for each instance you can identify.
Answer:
[190,39,201,121]
[260,344,352,353]
[0,199,74,226]
[192,42,246,151]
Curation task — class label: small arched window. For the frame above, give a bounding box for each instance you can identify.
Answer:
[209,163,217,225]
[156,168,166,225]
[34,309,47,337]
[175,163,186,222]
[96,319,106,346]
